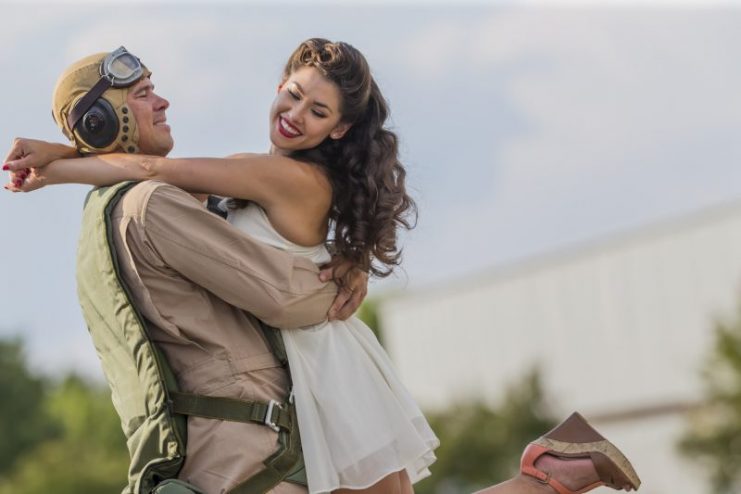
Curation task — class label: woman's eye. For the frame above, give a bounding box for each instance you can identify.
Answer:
[312,110,327,118]
[288,89,300,100]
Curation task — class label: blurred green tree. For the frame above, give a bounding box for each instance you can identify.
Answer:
[0,338,53,475]
[415,369,556,494]
[0,375,129,494]
[679,305,741,494]
[356,297,382,345]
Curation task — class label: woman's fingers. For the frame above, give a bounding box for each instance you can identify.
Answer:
[3,154,34,172]
[4,170,23,191]
[4,168,38,192]
[2,138,64,172]
[3,138,26,168]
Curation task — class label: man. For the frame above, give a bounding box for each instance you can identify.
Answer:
[4,48,367,494]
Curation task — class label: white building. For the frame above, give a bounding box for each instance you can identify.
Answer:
[379,200,741,494]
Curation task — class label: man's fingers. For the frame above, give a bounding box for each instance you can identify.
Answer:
[320,263,352,284]
[319,267,333,283]
[335,288,366,321]
[328,288,352,321]
[334,283,367,321]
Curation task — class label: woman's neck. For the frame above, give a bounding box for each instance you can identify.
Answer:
[269,144,290,156]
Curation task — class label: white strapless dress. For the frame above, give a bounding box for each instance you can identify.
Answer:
[228,203,439,493]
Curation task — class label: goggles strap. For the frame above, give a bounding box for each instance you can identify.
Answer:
[67,76,114,132]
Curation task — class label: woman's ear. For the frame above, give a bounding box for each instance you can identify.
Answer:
[330,123,352,140]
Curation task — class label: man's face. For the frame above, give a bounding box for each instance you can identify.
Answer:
[126,77,173,156]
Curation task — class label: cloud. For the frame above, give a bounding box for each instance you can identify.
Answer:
[385,7,741,291]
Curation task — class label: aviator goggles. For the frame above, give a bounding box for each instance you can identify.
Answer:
[67,46,145,131]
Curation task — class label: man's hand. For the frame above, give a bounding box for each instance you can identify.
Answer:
[320,257,369,321]
[3,138,76,192]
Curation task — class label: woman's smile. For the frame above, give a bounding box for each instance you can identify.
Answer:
[278,115,302,138]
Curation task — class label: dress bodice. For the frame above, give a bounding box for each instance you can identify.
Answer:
[227,202,331,265]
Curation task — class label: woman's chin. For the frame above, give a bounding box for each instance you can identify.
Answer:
[269,138,294,156]
[270,135,314,155]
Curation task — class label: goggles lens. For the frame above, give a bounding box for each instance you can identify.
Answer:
[102,46,143,87]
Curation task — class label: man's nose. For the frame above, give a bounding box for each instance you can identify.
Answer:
[154,94,170,111]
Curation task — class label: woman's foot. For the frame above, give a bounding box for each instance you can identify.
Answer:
[520,412,640,493]
[475,451,628,494]
[533,453,601,492]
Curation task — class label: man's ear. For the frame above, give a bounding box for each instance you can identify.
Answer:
[330,122,352,140]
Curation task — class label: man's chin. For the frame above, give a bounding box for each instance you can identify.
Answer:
[141,138,174,157]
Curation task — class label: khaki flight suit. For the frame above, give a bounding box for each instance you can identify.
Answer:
[95,181,336,493]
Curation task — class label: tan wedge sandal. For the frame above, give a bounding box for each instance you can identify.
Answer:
[520,412,641,494]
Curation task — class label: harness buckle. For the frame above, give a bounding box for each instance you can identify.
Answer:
[263,400,282,433]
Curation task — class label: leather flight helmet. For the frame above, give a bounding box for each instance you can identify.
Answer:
[51,48,152,155]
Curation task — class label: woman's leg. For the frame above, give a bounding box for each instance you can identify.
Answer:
[333,471,403,494]
[474,454,601,494]
[399,469,414,494]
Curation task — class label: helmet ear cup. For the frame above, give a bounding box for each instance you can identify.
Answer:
[73,98,119,150]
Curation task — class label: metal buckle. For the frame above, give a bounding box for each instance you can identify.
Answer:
[535,471,551,484]
[263,400,282,433]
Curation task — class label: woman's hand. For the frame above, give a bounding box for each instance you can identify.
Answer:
[3,138,77,192]
[4,166,49,193]
[320,257,369,320]
[3,138,77,172]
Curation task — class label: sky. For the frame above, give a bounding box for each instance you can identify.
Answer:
[1,2,740,378]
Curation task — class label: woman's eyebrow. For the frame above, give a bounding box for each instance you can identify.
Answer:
[293,82,332,112]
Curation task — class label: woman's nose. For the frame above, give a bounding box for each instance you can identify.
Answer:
[287,108,304,124]
[289,101,311,123]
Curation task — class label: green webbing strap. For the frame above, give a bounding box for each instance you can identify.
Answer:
[259,323,288,367]
[170,391,302,494]
[229,403,303,494]
[168,392,293,432]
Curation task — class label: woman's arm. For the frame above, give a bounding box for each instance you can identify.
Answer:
[5,140,330,213]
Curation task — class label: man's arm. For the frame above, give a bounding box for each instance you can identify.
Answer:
[131,182,336,329]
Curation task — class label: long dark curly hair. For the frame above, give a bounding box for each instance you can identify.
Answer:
[236,38,416,278]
